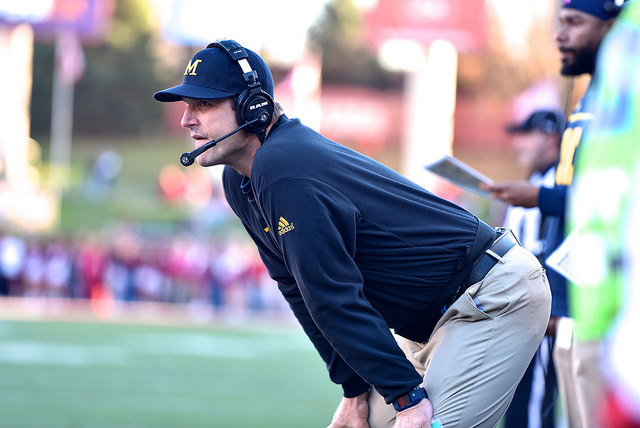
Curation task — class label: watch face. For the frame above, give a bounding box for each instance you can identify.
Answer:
[396,395,412,407]
[393,387,427,411]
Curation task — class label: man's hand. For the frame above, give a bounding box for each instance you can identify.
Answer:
[481,181,540,208]
[394,398,434,428]
[546,316,560,337]
[327,391,370,428]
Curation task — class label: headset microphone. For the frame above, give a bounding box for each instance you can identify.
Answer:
[179,115,266,166]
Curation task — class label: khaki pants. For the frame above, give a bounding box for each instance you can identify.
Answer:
[369,245,552,428]
[553,321,605,428]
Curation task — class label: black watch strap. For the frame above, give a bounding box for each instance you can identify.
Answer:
[392,386,428,412]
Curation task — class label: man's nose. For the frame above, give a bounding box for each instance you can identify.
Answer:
[181,105,196,129]
[555,25,568,44]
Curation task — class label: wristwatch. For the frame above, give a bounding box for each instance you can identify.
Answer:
[392,386,428,412]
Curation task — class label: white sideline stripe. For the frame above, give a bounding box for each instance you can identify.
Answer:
[0,342,127,366]
[0,332,311,366]
[0,341,126,366]
[0,296,298,328]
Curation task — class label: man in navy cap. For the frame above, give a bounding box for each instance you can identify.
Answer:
[500,109,564,428]
[484,1,625,427]
[155,40,551,427]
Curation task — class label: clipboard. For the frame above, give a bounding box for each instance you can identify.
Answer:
[424,155,494,197]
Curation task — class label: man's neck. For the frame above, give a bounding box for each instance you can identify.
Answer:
[236,113,284,177]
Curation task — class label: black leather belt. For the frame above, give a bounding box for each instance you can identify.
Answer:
[437,227,522,318]
[463,227,520,288]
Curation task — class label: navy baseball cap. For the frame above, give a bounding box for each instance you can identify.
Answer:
[562,0,623,19]
[154,43,274,102]
[506,110,565,135]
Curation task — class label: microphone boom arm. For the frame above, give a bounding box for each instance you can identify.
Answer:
[179,116,261,166]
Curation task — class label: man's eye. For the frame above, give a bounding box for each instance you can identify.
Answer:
[198,101,209,108]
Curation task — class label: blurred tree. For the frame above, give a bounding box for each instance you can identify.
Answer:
[30,42,55,142]
[30,0,172,140]
[308,0,403,90]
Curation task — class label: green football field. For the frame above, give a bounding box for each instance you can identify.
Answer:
[0,319,340,428]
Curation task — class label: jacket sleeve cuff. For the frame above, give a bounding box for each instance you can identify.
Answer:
[538,185,566,216]
[342,377,371,398]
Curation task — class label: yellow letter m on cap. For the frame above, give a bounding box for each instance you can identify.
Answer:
[184,59,202,76]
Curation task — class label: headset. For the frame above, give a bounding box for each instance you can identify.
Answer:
[603,0,629,16]
[179,40,275,166]
[539,111,565,135]
[206,40,274,140]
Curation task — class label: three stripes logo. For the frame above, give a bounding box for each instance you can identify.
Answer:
[278,217,295,236]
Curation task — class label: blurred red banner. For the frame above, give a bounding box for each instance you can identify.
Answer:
[365,0,488,53]
[0,0,114,42]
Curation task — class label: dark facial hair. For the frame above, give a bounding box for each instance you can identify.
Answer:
[560,45,597,76]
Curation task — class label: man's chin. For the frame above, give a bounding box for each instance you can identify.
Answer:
[560,57,595,76]
[560,65,585,76]
[196,156,208,166]
[196,156,217,167]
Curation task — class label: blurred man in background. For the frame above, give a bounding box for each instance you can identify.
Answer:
[565,0,640,425]
[501,109,564,428]
[484,1,624,427]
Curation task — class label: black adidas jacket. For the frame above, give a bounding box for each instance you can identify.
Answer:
[222,115,495,403]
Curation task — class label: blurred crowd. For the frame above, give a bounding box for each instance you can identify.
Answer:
[0,226,290,318]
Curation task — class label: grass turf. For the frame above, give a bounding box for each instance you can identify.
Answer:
[0,320,340,428]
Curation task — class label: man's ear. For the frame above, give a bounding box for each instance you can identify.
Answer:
[603,17,616,34]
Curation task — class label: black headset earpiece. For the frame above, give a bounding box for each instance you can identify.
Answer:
[208,40,274,142]
[540,112,564,134]
[541,117,555,134]
[235,85,274,138]
[603,0,627,16]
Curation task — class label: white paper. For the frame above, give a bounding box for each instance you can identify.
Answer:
[424,155,494,197]
[546,228,607,287]
[546,229,582,284]
[555,317,574,350]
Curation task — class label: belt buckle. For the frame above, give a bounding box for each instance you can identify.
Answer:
[493,228,509,246]
[493,227,520,246]
[494,227,508,236]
